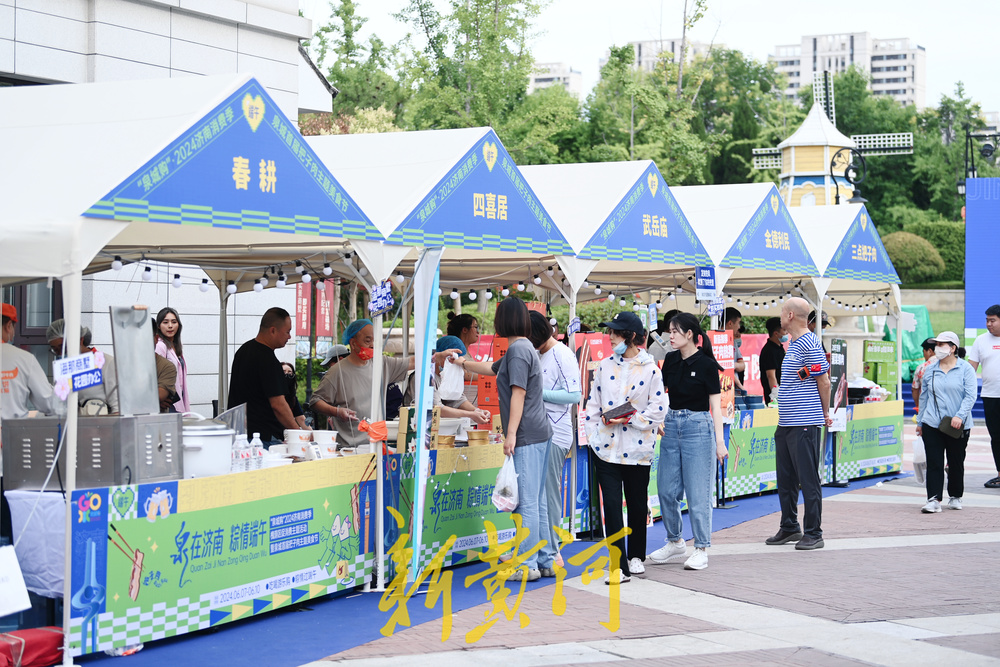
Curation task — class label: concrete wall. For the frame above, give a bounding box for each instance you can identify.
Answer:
[900,289,964,313]
[2,0,311,119]
[83,261,295,416]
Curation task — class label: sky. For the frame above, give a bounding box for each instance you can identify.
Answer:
[299,0,1000,113]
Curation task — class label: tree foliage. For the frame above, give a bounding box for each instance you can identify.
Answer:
[882,231,946,284]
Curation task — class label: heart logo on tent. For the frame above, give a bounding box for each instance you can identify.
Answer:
[770,194,779,215]
[112,487,135,518]
[860,213,868,231]
[242,94,266,132]
[483,141,498,172]
[647,172,658,197]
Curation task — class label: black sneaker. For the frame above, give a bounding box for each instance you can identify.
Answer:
[764,529,803,545]
[794,535,825,550]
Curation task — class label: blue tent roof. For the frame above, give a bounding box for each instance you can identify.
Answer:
[719,184,819,275]
[824,207,899,283]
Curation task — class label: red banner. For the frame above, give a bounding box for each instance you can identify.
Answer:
[316,285,332,339]
[295,283,312,337]
[738,333,768,397]
[710,330,736,422]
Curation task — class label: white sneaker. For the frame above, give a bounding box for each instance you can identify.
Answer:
[684,547,708,570]
[628,557,645,575]
[648,540,687,564]
[947,497,963,510]
[921,499,942,513]
[604,569,631,585]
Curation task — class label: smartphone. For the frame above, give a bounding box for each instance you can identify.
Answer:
[797,366,810,381]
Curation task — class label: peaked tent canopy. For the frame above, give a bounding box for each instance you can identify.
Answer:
[520,161,711,296]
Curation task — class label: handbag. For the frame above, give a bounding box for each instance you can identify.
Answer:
[929,370,963,439]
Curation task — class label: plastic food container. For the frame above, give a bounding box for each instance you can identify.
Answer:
[312,430,338,445]
[284,429,313,457]
[182,417,236,478]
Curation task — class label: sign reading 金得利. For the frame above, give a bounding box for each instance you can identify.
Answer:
[84,79,381,241]
[721,185,818,275]
[386,131,572,254]
[578,168,712,265]
[825,208,900,283]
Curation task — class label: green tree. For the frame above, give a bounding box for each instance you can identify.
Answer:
[882,231,945,284]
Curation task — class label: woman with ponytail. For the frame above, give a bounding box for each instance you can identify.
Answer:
[648,312,726,571]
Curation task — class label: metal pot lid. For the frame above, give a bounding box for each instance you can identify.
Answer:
[182,417,230,431]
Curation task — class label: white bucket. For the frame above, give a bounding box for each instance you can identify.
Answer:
[182,422,235,478]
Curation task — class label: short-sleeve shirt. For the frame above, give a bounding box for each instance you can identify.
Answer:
[777,331,830,426]
[492,338,551,446]
[228,340,287,441]
[540,342,582,450]
[309,356,409,446]
[969,332,1000,398]
[759,339,785,405]
[912,358,932,393]
[661,349,722,412]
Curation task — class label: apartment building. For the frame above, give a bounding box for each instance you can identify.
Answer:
[770,32,926,109]
[527,62,583,99]
[600,38,720,74]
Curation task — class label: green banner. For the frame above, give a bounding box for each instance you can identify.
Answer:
[724,408,779,497]
[68,456,376,656]
[835,401,904,478]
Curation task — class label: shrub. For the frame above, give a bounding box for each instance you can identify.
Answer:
[902,220,965,283]
[880,205,943,234]
[882,231,946,284]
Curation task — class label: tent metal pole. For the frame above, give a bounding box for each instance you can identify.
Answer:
[218,271,229,410]
[60,269,82,667]
[369,308,384,593]
[568,289,578,536]
[401,293,411,364]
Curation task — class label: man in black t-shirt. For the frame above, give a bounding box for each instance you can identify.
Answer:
[759,316,787,405]
[228,307,305,445]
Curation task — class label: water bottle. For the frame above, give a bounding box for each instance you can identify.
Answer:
[232,434,249,473]
[250,432,264,470]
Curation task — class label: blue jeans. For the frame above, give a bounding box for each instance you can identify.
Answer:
[658,409,715,548]
[512,440,551,570]
[541,440,567,567]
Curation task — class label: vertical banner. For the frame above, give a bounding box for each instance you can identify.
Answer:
[710,330,736,423]
[315,283,333,361]
[295,283,312,359]
[829,338,848,432]
[410,247,443,580]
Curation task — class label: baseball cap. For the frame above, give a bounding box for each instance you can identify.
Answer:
[600,312,645,338]
[321,344,350,366]
[930,331,960,347]
[1,303,16,323]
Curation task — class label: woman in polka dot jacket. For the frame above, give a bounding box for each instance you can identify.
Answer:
[584,312,667,583]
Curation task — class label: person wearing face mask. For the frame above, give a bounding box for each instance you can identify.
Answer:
[916,331,978,512]
[228,307,301,446]
[47,318,119,415]
[310,318,460,448]
[1,303,57,419]
[583,312,667,584]
[280,362,308,429]
[759,316,787,406]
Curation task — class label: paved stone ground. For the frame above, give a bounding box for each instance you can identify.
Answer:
[310,425,1000,666]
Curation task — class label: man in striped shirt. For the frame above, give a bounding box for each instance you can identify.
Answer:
[765,297,832,551]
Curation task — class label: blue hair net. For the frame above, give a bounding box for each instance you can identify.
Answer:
[435,335,467,355]
[342,318,373,345]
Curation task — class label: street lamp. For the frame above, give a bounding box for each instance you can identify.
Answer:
[829,147,868,205]
[961,124,1000,195]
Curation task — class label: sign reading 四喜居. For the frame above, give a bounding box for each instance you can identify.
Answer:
[835,401,903,479]
[387,130,572,254]
[68,457,376,657]
[721,185,818,275]
[84,79,381,242]
[825,208,899,284]
[577,166,712,265]
[724,407,779,498]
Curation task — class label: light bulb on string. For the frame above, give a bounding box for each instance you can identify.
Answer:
[468,290,477,301]
[728,294,734,302]
[450,289,460,300]
[594,285,602,295]
[771,300,777,309]
[607,291,615,301]
[632,302,640,311]
[316,279,326,292]
[295,260,304,274]
[111,256,123,271]
[583,281,590,289]
[323,262,333,276]
[562,277,569,286]
[546,266,554,277]
[276,272,286,288]
[502,286,510,297]
[172,274,182,289]
[754,302,760,310]
[484,289,493,300]
[199,278,210,293]
[342,252,352,265]
[360,267,368,277]
[549,317,557,326]
[668,292,676,301]
[301,273,312,284]
[655,299,662,310]
[141,266,153,281]
[619,297,627,307]
[253,279,263,293]
[259,273,269,288]
[763,301,770,310]
[517,281,525,292]
[226,280,237,295]
[533,274,541,285]
[395,272,405,284]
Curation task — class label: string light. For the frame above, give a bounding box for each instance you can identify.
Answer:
[141,266,153,281]
[517,281,525,292]
[172,274,182,289]
[619,297,627,307]
[655,299,662,310]
[484,289,493,300]
[259,272,269,288]
[763,301,770,310]
[594,285,602,295]
[607,291,615,301]
[632,302,640,311]
[754,302,760,310]
[199,278,210,293]
[301,273,312,284]
[668,292,676,301]
[111,256,123,271]
[727,294,734,302]
[323,262,333,276]
[533,274,542,285]
[316,278,326,291]
[253,279,263,293]
[342,252,353,265]
[226,280,237,295]
[295,260,304,274]
[468,290,477,301]
[450,289,460,300]
[502,286,510,297]
[395,272,405,284]
[276,272,286,288]
[549,317,557,326]
[546,266,555,277]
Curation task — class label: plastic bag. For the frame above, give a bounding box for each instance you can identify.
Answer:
[438,357,466,402]
[912,435,927,484]
[492,455,519,512]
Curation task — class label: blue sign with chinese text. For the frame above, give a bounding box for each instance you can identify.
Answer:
[577,166,711,265]
[695,265,716,300]
[368,281,396,316]
[84,79,381,242]
[826,207,899,284]
[386,130,572,254]
[720,185,818,275]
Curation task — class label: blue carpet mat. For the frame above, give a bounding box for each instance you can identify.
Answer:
[79,474,903,665]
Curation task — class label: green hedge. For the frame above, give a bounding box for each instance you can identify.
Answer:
[902,220,965,283]
[883,231,946,284]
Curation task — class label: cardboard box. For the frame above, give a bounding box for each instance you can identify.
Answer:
[863,361,879,383]
[879,363,898,385]
[863,340,896,363]
[879,383,897,400]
